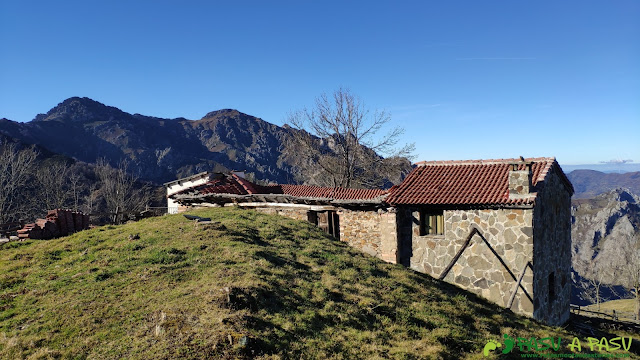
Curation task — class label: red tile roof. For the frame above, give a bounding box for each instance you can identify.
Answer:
[264,184,387,200]
[172,157,573,207]
[197,174,250,195]
[385,157,573,206]
[179,174,388,201]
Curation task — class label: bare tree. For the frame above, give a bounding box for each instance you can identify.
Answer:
[85,182,100,217]
[575,256,613,311]
[0,141,38,223]
[34,161,72,212]
[68,171,83,212]
[615,233,640,321]
[95,159,150,224]
[285,88,414,188]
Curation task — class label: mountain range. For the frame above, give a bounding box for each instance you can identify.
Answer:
[0,97,297,184]
[567,170,640,199]
[1,97,638,198]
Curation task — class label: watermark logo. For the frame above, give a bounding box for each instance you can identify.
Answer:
[483,334,631,357]
[483,334,517,356]
[483,339,501,356]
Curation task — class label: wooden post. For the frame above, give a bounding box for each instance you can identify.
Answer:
[439,226,534,304]
[439,227,479,280]
[507,262,532,309]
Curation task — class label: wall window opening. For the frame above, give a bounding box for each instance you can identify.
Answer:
[548,272,556,302]
[307,210,340,240]
[420,210,444,236]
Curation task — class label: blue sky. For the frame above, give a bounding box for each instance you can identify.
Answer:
[1,1,638,167]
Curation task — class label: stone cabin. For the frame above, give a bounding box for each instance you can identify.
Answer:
[169,157,574,326]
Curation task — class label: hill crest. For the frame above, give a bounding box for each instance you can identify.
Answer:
[0,208,580,359]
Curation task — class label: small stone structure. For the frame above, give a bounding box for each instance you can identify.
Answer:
[18,209,90,240]
[169,157,573,326]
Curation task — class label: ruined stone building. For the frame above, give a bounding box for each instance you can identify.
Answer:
[165,171,247,214]
[165,171,216,214]
[168,157,574,326]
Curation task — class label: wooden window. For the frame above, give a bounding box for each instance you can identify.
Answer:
[420,210,444,236]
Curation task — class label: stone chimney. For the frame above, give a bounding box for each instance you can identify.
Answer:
[508,160,532,199]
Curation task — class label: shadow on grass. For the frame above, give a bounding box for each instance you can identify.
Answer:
[226,227,270,247]
[253,250,311,271]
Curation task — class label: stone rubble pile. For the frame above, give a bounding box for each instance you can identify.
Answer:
[18,209,90,240]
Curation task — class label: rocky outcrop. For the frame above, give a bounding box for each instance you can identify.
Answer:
[571,188,640,303]
[572,189,640,268]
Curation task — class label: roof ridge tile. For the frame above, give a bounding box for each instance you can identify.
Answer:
[414,157,556,167]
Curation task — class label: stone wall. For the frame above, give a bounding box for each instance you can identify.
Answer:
[229,179,572,326]
[253,207,309,222]
[336,209,382,257]
[532,169,572,326]
[509,167,532,197]
[337,208,398,263]
[252,205,397,263]
[401,207,535,317]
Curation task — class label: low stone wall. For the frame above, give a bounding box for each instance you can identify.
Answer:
[251,205,396,263]
[402,207,535,317]
[253,207,309,222]
[335,209,381,257]
[336,208,397,263]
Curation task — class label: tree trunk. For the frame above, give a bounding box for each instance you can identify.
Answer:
[635,289,639,322]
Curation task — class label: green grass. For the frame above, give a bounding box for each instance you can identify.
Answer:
[586,299,638,314]
[583,299,640,343]
[0,208,630,359]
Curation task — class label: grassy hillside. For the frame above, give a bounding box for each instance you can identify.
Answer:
[586,299,637,313]
[0,208,625,359]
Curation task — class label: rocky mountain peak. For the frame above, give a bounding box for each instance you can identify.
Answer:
[572,189,640,281]
[0,97,406,187]
[609,188,639,203]
[0,98,299,184]
[567,170,640,198]
[202,109,242,120]
[32,97,126,123]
